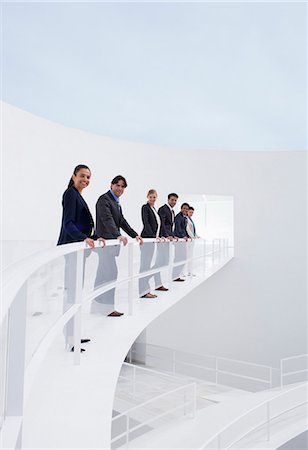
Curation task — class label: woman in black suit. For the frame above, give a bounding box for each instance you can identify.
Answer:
[139,189,168,298]
[58,165,104,351]
[58,165,96,247]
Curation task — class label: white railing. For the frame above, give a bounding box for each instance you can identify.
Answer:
[111,374,196,448]
[280,354,308,387]
[130,343,275,392]
[199,382,307,450]
[0,238,233,447]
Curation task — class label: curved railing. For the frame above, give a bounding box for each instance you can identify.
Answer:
[130,343,277,392]
[199,382,307,450]
[112,363,197,448]
[0,237,233,449]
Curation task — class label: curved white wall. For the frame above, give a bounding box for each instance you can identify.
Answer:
[2,101,307,368]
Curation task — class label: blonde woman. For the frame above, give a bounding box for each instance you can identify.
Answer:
[139,189,168,298]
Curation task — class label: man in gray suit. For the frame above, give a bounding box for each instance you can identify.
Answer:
[93,175,143,316]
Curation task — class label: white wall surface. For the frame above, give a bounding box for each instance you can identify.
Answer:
[2,102,306,366]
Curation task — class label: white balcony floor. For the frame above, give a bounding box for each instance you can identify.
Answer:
[21,252,233,450]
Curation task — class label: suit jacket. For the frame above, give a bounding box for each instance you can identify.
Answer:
[96,190,138,239]
[158,204,174,237]
[141,203,160,238]
[174,212,189,238]
[57,186,95,245]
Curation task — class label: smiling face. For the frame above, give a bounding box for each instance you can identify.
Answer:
[72,168,91,192]
[168,195,178,208]
[111,179,126,198]
[147,191,157,207]
[188,209,194,218]
[181,204,189,216]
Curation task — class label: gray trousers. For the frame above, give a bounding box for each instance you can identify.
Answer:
[63,251,87,346]
[139,242,167,296]
[91,245,119,315]
[172,241,187,280]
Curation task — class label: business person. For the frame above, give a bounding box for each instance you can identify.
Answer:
[57,164,104,352]
[186,206,199,276]
[173,202,190,281]
[158,193,178,239]
[186,206,198,238]
[139,190,168,298]
[93,175,143,316]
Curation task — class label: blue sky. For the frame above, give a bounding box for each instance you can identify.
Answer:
[2,2,307,150]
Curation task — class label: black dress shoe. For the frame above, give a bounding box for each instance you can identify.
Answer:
[173,277,185,282]
[81,339,91,344]
[70,347,85,352]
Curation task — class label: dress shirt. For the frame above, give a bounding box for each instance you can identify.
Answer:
[151,207,161,238]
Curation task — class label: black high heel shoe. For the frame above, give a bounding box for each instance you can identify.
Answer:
[70,346,86,352]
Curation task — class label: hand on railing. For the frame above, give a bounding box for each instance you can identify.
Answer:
[156,237,166,243]
[98,238,106,247]
[84,237,95,249]
[117,235,128,246]
[135,235,144,245]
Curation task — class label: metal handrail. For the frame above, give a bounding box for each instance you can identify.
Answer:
[132,343,274,388]
[112,382,196,421]
[199,382,307,450]
[1,237,218,324]
[111,382,196,445]
[280,354,308,387]
[281,354,308,362]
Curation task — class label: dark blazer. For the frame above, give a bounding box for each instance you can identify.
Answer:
[158,204,174,238]
[174,212,189,238]
[57,186,95,245]
[96,190,138,239]
[141,203,161,238]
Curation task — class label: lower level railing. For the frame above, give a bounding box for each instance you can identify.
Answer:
[111,363,196,449]
[199,382,307,450]
[130,343,276,392]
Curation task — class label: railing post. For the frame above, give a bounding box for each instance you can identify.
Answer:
[192,383,197,418]
[6,283,27,418]
[128,243,134,316]
[266,401,270,441]
[73,250,84,365]
[212,239,215,265]
[269,367,273,389]
[168,240,173,287]
[203,239,207,275]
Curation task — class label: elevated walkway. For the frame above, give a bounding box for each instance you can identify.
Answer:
[1,238,233,449]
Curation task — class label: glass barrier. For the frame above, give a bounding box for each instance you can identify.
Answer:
[25,251,78,364]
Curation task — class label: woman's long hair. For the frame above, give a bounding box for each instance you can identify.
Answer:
[68,165,90,188]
